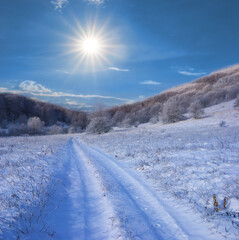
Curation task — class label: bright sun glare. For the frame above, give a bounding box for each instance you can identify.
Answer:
[67,19,119,71]
[82,37,100,54]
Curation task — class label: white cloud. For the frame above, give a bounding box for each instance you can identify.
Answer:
[0,87,8,92]
[19,81,52,94]
[0,81,132,103]
[178,71,206,76]
[51,0,68,11]
[66,102,93,109]
[172,66,206,77]
[138,95,145,99]
[40,91,132,102]
[87,0,104,5]
[65,100,79,106]
[139,80,161,85]
[108,67,130,72]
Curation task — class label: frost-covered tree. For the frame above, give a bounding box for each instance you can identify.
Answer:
[111,110,125,126]
[135,108,151,124]
[234,94,239,108]
[149,115,159,124]
[86,105,112,134]
[86,116,111,134]
[47,125,65,135]
[162,96,184,123]
[149,102,162,119]
[189,100,204,119]
[27,117,44,134]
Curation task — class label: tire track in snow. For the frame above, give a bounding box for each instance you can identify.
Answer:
[68,140,88,239]
[74,139,190,240]
[67,139,121,240]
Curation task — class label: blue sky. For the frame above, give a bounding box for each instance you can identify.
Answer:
[1,0,239,110]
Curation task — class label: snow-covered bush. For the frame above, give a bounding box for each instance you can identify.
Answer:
[149,115,159,124]
[87,105,112,134]
[189,100,204,119]
[162,96,184,123]
[68,126,82,134]
[47,124,66,135]
[86,116,111,134]
[27,117,44,134]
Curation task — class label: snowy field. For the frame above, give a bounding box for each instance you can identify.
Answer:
[82,100,239,239]
[0,100,238,239]
[0,135,71,239]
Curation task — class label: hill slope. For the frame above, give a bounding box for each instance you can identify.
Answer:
[107,64,239,126]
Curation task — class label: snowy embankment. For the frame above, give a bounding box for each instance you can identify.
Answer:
[81,100,239,239]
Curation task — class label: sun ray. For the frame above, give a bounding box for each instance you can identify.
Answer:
[61,18,121,73]
[56,16,126,76]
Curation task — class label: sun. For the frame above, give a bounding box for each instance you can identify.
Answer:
[65,18,121,72]
[82,37,100,55]
[69,27,109,70]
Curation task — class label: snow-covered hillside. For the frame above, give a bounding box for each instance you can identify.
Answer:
[0,100,238,239]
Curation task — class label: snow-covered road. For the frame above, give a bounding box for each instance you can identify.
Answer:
[50,138,221,240]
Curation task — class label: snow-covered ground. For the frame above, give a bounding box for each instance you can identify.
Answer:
[0,135,71,239]
[81,100,239,239]
[0,100,238,239]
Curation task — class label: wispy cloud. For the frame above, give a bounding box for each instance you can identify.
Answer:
[178,71,206,76]
[138,95,145,99]
[65,100,79,106]
[51,0,68,12]
[172,66,206,77]
[55,69,70,74]
[0,87,8,92]
[139,80,161,85]
[87,0,104,5]
[19,81,52,93]
[108,67,130,72]
[0,81,132,103]
[64,100,92,109]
